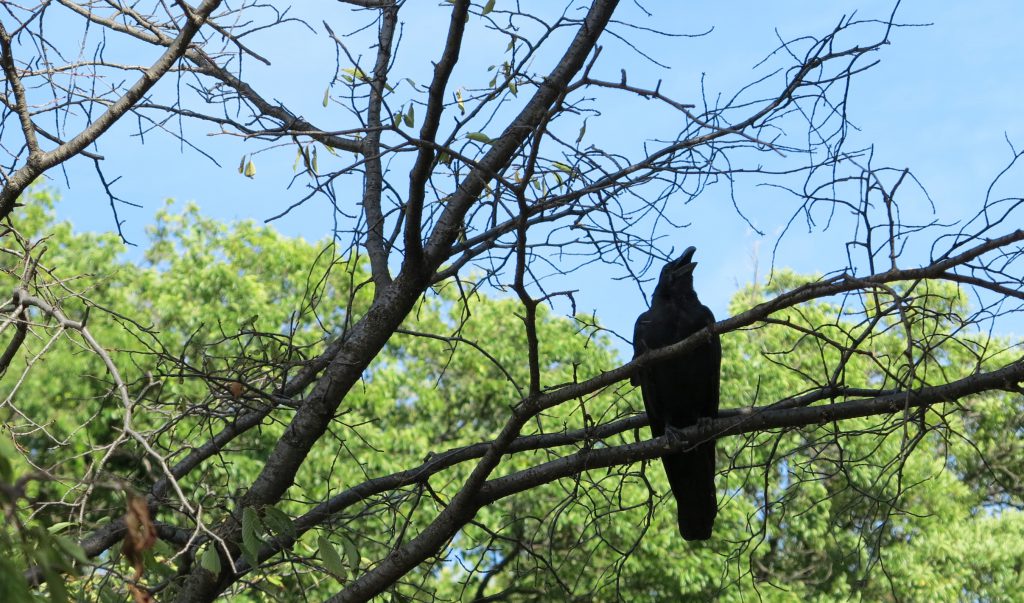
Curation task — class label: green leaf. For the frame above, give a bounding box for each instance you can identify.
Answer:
[341,535,360,572]
[0,561,30,601]
[509,79,518,95]
[47,522,76,534]
[244,159,256,178]
[341,67,368,83]
[318,535,346,581]
[262,506,295,539]
[403,105,415,128]
[467,132,492,144]
[552,161,573,175]
[482,0,496,16]
[455,89,465,114]
[201,546,222,575]
[576,123,586,144]
[237,155,246,174]
[323,87,330,107]
[0,433,15,481]
[53,535,91,566]
[241,507,264,568]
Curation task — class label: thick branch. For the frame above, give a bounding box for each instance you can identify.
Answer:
[478,356,1024,504]
[421,3,616,269]
[361,6,400,294]
[0,23,42,158]
[205,383,899,580]
[402,0,470,269]
[329,4,620,601]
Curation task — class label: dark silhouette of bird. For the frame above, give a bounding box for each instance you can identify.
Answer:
[632,246,721,541]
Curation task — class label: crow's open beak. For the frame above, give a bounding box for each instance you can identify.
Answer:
[678,246,696,265]
[664,246,697,274]
[676,261,696,275]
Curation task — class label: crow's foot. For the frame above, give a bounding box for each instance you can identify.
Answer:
[665,424,687,445]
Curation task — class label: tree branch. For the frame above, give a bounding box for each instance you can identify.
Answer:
[478,356,1024,504]
[360,6,400,295]
[0,0,223,220]
[402,0,470,271]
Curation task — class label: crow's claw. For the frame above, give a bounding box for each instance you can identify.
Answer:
[665,424,687,445]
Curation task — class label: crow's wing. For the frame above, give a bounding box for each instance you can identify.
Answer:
[632,308,665,428]
[631,310,654,386]
[696,303,721,419]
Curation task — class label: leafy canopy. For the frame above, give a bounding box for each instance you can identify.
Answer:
[0,190,1021,601]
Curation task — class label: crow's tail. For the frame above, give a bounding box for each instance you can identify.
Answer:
[662,442,717,541]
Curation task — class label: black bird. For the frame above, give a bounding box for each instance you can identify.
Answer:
[632,246,721,541]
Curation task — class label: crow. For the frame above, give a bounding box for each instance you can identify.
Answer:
[632,246,721,541]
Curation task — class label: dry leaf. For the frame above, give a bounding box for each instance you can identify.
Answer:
[123,494,157,602]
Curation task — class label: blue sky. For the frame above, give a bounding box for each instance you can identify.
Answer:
[35,1,1024,347]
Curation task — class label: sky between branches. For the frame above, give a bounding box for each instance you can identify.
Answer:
[36,1,1024,348]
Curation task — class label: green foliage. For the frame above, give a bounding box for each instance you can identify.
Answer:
[0,190,1021,601]
[0,431,86,603]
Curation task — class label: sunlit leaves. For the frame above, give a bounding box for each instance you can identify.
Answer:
[552,161,573,175]
[5,191,1022,601]
[239,155,256,178]
[294,145,319,174]
[341,67,368,84]
[455,88,465,114]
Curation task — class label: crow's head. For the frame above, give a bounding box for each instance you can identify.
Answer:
[655,246,697,298]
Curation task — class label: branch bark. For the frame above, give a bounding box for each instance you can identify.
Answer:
[478,356,1024,504]
[171,3,619,601]
[361,5,400,294]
